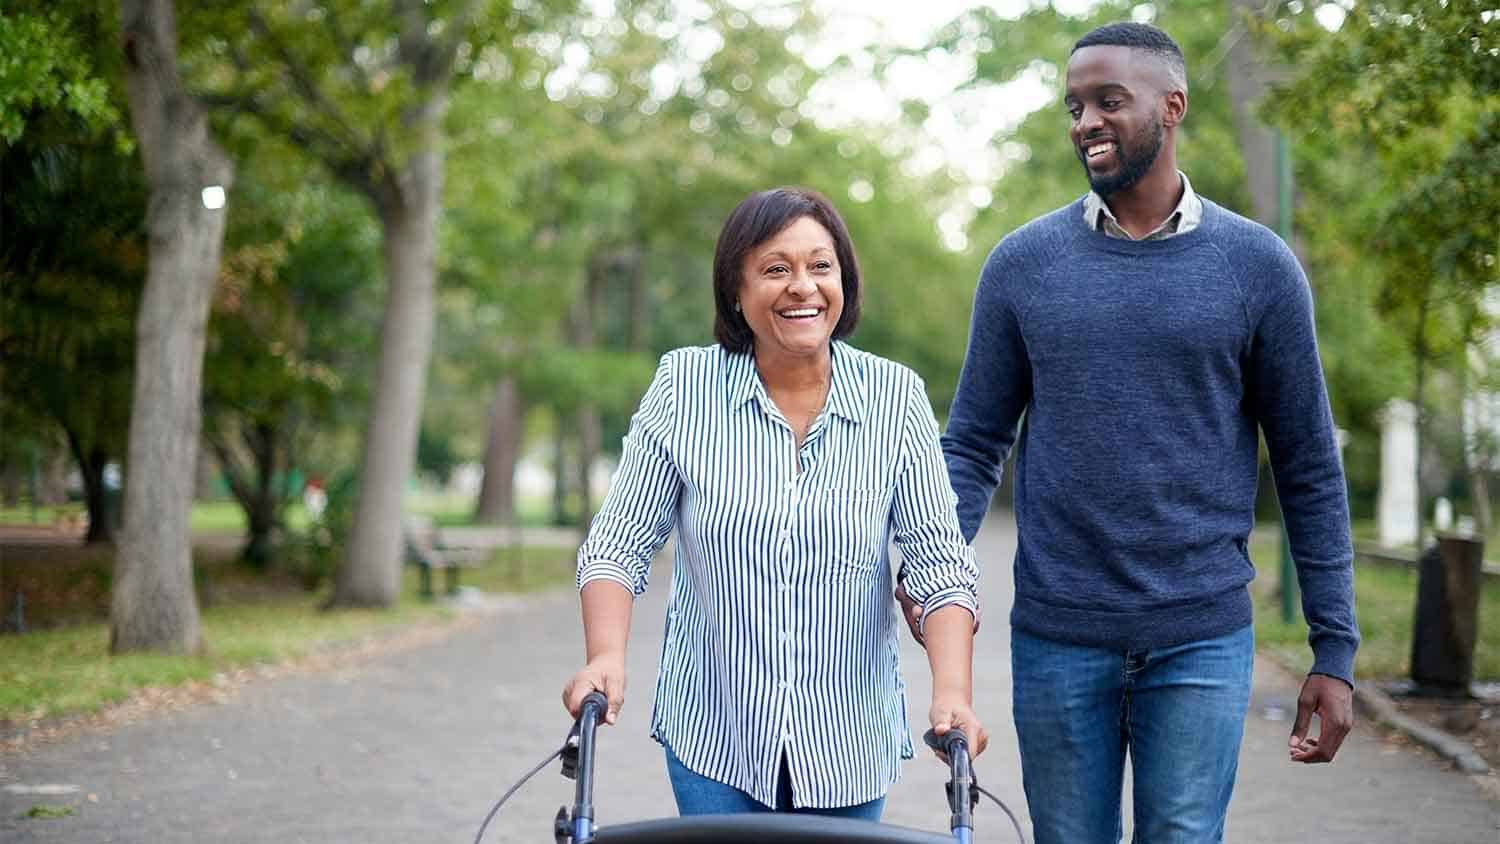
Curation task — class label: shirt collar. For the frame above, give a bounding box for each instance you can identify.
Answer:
[1082,171,1202,240]
[727,340,866,424]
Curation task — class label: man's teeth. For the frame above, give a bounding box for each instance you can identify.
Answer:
[1087,143,1115,158]
[780,308,820,318]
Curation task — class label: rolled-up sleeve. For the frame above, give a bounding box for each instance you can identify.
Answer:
[576,353,682,596]
[891,376,980,632]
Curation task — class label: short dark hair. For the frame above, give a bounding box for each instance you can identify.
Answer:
[1072,22,1187,92]
[712,187,862,354]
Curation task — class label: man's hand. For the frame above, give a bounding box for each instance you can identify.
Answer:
[562,657,626,725]
[894,581,925,646]
[1289,673,1353,763]
[929,695,989,761]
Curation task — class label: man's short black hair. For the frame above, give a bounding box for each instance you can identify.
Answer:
[1072,22,1187,92]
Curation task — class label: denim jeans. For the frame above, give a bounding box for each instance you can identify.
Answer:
[1011,624,1254,844]
[663,743,885,820]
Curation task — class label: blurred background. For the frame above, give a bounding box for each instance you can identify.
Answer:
[0,0,1496,748]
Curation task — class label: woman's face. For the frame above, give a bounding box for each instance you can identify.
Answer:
[737,216,844,363]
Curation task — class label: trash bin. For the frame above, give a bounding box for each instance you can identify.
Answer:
[1410,533,1484,695]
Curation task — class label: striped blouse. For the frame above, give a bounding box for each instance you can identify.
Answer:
[576,341,979,810]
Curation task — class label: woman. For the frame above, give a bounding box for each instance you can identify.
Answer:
[561,187,984,820]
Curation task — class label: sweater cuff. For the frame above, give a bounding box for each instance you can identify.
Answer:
[1309,639,1357,688]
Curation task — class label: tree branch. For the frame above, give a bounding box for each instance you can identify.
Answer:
[246,7,370,154]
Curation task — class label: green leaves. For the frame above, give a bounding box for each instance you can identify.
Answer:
[0,7,128,148]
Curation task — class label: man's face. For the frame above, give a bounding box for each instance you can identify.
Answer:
[1064,45,1170,197]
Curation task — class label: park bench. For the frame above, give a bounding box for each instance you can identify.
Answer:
[403,514,488,599]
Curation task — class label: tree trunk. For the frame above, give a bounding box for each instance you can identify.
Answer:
[333,134,444,608]
[1226,0,1279,229]
[551,413,570,526]
[474,376,523,525]
[80,447,113,545]
[112,0,232,654]
[243,422,282,570]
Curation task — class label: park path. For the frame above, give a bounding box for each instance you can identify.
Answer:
[1,516,1497,843]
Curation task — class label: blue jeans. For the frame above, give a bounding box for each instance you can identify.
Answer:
[663,743,885,820]
[1011,625,1254,844]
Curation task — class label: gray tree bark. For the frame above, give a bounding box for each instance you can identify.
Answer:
[111,0,233,654]
[1226,0,1280,230]
[332,139,443,607]
[474,376,523,525]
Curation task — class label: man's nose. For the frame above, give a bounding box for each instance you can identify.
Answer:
[1078,105,1105,135]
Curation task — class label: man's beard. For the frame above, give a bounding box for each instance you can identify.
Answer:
[1081,115,1164,196]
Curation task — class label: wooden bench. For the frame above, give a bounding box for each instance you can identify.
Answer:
[403,515,488,598]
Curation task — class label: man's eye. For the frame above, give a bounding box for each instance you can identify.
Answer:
[1102,99,1121,109]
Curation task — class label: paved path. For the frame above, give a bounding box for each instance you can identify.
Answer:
[2,517,1497,842]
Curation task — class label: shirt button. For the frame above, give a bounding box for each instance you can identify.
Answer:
[778,583,789,592]
[779,631,789,642]
[780,679,790,689]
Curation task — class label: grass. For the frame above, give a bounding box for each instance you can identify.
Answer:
[1249,536,1500,681]
[0,545,576,724]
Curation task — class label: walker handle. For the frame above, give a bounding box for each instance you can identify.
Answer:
[923,728,975,841]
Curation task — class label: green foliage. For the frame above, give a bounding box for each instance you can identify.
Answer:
[0,5,127,148]
[21,804,75,820]
[0,103,145,520]
[1258,0,1500,505]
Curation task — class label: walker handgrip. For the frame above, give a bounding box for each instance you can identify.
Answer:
[580,690,608,721]
[922,727,969,757]
[922,728,975,837]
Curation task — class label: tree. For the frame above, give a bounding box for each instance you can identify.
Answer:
[111,0,234,654]
[203,167,382,568]
[1258,0,1500,526]
[0,3,137,542]
[188,1,571,606]
[0,135,143,543]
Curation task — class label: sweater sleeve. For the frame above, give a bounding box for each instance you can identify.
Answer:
[1245,239,1360,685]
[941,241,1034,543]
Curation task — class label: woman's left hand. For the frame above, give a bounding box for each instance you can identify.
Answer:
[928,696,989,761]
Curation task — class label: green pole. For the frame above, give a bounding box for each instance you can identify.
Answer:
[1276,130,1300,623]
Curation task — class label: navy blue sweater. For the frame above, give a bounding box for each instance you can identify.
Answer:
[942,198,1359,684]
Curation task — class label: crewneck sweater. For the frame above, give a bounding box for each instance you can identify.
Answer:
[942,197,1359,684]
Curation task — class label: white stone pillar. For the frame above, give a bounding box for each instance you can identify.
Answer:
[1378,399,1419,546]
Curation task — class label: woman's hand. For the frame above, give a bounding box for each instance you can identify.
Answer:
[929,695,989,761]
[562,657,626,725]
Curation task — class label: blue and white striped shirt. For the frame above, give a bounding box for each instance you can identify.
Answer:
[577,341,979,809]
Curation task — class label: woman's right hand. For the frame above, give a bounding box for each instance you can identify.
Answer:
[562,657,626,725]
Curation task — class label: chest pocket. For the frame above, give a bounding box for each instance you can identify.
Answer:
[816,486,893,580]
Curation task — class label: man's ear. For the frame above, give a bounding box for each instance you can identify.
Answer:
[1162,89,1188,128]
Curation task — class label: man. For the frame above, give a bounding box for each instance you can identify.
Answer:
[919,21,1359,844]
